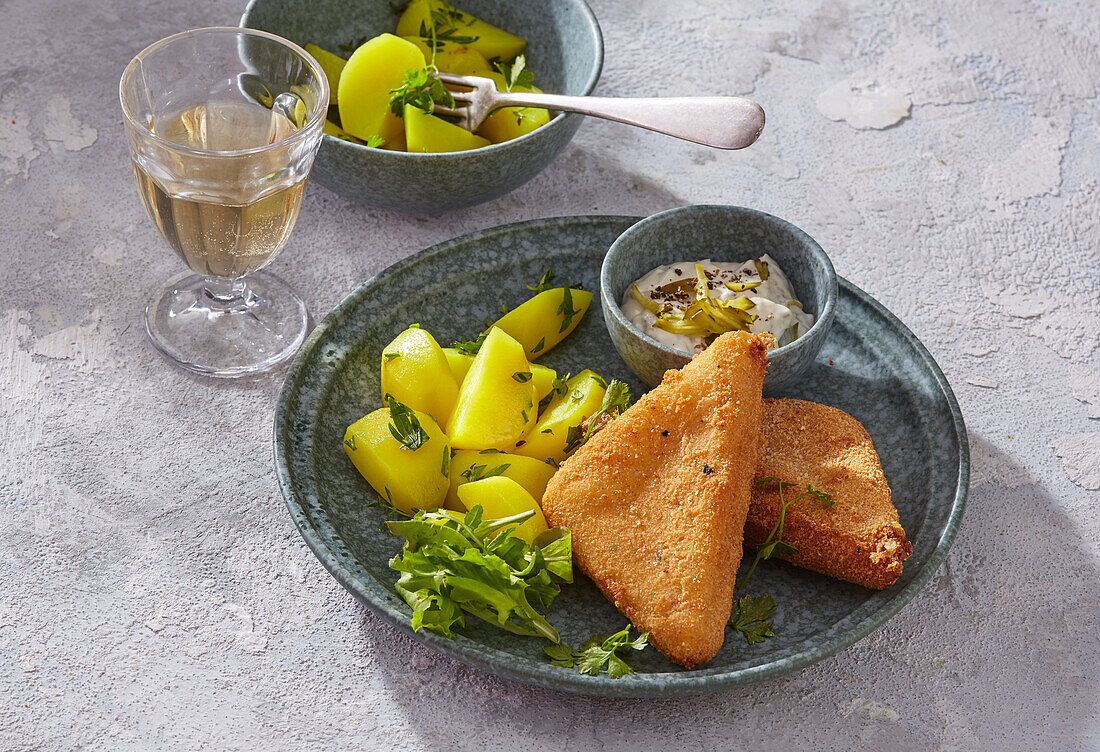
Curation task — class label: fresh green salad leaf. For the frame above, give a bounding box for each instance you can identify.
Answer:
[387,506,573,643]
[543,625,649,678]
[728,594,776,646]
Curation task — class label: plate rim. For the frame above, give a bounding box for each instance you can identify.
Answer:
[273,214,970,697]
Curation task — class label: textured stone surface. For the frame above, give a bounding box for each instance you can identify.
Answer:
[0,0,1097,748]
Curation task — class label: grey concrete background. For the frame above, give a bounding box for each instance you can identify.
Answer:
[2,0,1098,749]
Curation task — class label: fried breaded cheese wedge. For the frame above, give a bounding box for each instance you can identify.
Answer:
[746,398,912,590]
[542,331,771,668]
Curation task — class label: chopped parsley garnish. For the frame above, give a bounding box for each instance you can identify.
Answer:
[527,266,553,294]
[551,374,572,398]
[337,35,370,55]
[532,337,546,354]
[344,435,357,451]
[512,371,533,383]
[557,287,580,333]
[386,395,429,451]
[452,330,487,355]
[460,463,510,482]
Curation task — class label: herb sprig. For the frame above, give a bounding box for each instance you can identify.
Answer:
[388,66,455,116]
[543,625,649,678]
[494,55,533,92]
[738,478,833,589]
[728,594,776,646]
[564,380,631,453]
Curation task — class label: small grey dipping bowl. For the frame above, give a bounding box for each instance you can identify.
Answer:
[240,0,603,212]
[600,205,837,393]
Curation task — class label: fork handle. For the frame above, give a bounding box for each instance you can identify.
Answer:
[492,93,765,150]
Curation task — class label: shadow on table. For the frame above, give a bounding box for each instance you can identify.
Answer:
[353,436,1098,750]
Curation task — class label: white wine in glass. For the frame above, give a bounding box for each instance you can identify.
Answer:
[133,102,306,279]
[120,28,329,377]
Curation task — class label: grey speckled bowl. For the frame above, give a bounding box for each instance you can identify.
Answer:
[240,0,602,212]
[601,205,837,393]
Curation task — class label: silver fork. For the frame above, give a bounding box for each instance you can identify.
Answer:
[433,72,766,150]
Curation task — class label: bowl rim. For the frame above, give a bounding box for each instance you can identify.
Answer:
[239,0,605,159]
[600,204,838,362]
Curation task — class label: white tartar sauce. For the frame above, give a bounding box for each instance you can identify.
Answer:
[620,255,815,353]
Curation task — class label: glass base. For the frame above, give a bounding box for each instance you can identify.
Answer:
[144,270,309,378]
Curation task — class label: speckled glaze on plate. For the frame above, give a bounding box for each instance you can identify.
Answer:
[240,0,603,211]
[273,215,969,697]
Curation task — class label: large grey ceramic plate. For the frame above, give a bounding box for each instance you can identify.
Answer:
[274,215,968,697]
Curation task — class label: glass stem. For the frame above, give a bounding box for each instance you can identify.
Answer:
[201,276,250,311]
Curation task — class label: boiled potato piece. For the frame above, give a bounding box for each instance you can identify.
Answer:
[339,34,424,147]
[476,71,551,144]
[446,449,557,509]
[304,44,347,105]
[530,363,556,401]
[515,370,606,464]
[442,347,475,386]
[396,0,526,62]
[492,287,592,360]
[449,327,537,450]
[404,104,491,152]
[381,326,458,426]
[456,476,548,545]
[344,405,450,515]
[400,36,491,75]
[323,120,355,139]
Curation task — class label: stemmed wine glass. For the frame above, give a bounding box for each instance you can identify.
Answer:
[119,27,328,377]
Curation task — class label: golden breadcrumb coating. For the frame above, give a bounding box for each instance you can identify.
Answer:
[542,331,771,668]
[747,398,912,590]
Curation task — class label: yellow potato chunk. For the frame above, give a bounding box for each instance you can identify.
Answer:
[404,104,491,152]
[456,476,548,545]
[343,405,450,515]
[515,370,606,464]
[323,120,353,139]
[476,71,551,144]
[338,34,424,147]
[530,363,557,401]
[492,287,592,360]
[442,347,475,386]
[304,44,347,105]
[448,327,537,450]
[400,36,491,75]
[446,449,557,509]
[396,0,526,62]
[380,326,459,427]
